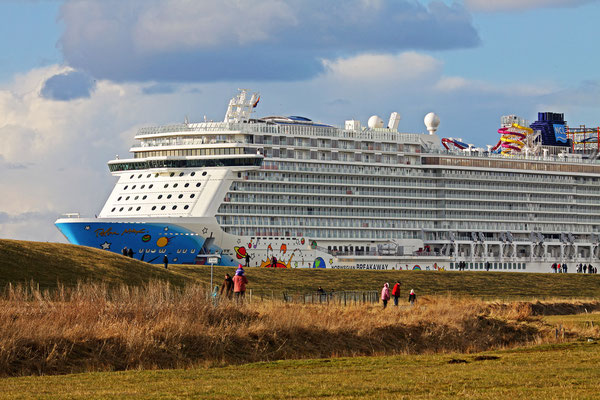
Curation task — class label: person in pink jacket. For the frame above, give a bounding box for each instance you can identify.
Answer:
[381,282,390,309]
[232,265,249,304]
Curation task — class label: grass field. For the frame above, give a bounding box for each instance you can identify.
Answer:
[1,341,599,399]
[2,239,600,300]
[1,239,600,397]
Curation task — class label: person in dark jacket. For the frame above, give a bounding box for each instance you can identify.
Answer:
[408,289,416,305]
[245,253,250,268]
[127,248,134,258]
[220,273,234,299]
[163,254,168,269]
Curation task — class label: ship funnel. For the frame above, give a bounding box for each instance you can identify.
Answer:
[424,112,440,135]
[388,112,401,130]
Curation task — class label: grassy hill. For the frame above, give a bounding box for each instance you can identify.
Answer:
[0,239,188,288]
[1,239,600,298]
[172,264,600,299]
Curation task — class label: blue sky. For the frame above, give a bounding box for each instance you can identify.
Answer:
[1,0,600,242]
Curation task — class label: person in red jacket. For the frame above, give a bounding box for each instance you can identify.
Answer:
[391,281,401,306]
[232,265,249,304]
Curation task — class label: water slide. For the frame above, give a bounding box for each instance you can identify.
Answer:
[441,137,469,150]
[495,123,533,156]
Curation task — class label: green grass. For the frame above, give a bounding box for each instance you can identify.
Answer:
[0,239,188,288]
[172,264,600,299]
[2,239,600,299]
[1,342,599,399]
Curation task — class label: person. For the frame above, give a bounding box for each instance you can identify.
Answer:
[122,247,128,256]
[163,254,168,269]
[563,263,568,273]
[584,264,588,274]
[391,281,401,306]
[220,273,234,299]
[381,283,390,309]
[127,247,134,258]
[408,289,416,305]
[245,253,250,268]
[271,256,277,268]
[485,261,490,271]
[233,265,248,304]
[551,263,556,273]
[317,286,326,302]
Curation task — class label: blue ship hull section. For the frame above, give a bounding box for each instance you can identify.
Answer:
[55,221,237,266]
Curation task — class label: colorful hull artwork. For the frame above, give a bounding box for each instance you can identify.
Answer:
[56,220,450,270]
[55,221,237,265]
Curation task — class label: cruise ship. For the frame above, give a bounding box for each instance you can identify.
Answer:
[56,90,600,273]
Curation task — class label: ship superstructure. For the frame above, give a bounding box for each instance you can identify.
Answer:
[56,90,600,272]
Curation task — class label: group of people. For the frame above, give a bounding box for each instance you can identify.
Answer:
[576,263,597,274]
[219,265,249,303]
[380,281,416,308]
[121,247,134,258]
[550,263,568,273]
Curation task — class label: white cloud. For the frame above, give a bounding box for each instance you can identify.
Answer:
[465,0,597,12]
[322,52,443,83]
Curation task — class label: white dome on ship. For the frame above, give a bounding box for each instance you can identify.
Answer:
[367,115,384,129]
[424,112,440,134]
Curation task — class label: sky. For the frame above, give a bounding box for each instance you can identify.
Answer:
[1,0,600,242]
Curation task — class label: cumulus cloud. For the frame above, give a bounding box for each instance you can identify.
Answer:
[58,0,480,82]
[323,52,442,83]
[465,0,597,12]
[40,70,96,101]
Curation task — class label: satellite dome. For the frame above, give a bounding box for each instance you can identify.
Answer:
[424,112,440,134]
[367,115,384,129]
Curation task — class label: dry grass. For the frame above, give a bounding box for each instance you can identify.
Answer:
[2,282,596,378]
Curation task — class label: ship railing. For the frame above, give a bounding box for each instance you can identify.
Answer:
[60,213,81,218]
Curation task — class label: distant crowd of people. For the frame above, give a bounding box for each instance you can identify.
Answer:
[550,263,598,274]
[380,281,416,308]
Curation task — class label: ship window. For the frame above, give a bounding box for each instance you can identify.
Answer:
[142,195,147,200]
[184,183,189,188]
[184,205,189,210]
[164,184,169,188]
[130,175,134,179]
[202,171,207,176]
[111,207,116,212]
[173,183,178,188]
[158,195,163,199]
[161,206,166,210]
[147,174,151,178]
[138,174,142,178]
[149,184,153,189]
[170,172,175,177]
[117,196,122,201]
[124,186,128,190]
[167,194,172,199]
[128,207,132,211]
[132,185,136,189]
[134,196,139,200]
[141,185,145,189]
[191,172,196,176]
[119,207,124,211]
[196,183,201,187]
[152,206,157,210]
[179,172,184,177]
[126,196,130,200]
[172,205,177,210]
[136,206,141,211]
[190,194,195,198]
